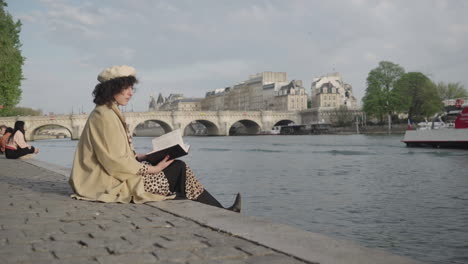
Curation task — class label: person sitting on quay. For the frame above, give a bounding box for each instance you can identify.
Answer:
[0,127,13,155]
[69,65,241,211]
[5,121,39,159]
[0,125,6,138]
[0,125,7,154]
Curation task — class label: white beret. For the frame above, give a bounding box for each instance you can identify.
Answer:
[97,65,136,83]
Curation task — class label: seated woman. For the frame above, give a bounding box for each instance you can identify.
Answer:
[69,65,241,211]
[5,121,39,159]
[0,127,13,154]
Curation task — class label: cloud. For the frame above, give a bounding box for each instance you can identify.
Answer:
[142,59,255,85]
[7,0,468,113]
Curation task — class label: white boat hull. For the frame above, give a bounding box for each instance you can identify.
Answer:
[402,129,468,148]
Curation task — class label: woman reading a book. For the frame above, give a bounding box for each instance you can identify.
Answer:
[69,65,240,212]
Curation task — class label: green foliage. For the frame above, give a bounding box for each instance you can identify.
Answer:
[362,61,405,123]
[9,106,42,116]
[329,105,355,126]
[436,82,468,100]
[0,0,25,116]
[394,72,443,121]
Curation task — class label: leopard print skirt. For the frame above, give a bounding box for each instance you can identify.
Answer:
[137,162,204,200]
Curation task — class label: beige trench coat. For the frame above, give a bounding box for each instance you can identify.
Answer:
[69,103,173,203]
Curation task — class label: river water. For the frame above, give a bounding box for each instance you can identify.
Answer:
[30,135,468,264]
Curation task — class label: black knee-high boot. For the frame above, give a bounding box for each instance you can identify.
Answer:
[196,190,223,208]
[227,193,242,213]
[196,191,242,213]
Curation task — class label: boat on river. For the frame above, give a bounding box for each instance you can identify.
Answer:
[402,102,468,149]
[258,126,281,135]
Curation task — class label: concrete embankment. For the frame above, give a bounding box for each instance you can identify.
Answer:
[330,124,408,135]
[0,157,423,264]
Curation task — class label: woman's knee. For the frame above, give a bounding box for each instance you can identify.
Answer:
[170,160,186,169]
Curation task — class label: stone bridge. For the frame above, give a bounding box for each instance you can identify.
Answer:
[0,110,301,141]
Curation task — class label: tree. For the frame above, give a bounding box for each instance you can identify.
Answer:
[10,106,42,116]
[329,105,354,126]
[0,0,25,116]
[436,82,468,100]
[362,61,405,132]
[394,72,443,121]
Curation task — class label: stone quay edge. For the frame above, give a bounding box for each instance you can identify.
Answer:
[0,156,424,264]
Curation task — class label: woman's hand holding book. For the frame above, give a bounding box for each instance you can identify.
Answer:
[147,155,174,174]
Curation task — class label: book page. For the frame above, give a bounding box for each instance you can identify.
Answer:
[151,129,189,152]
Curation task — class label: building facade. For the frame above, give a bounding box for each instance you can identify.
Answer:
[311,73,357,109]
[150,93,202,111]
[202,72,308,111]
[159,98,202,111]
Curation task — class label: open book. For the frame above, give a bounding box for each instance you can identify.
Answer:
[145,129,190,165]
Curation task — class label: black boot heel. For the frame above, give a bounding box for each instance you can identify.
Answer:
[227,193,241,213]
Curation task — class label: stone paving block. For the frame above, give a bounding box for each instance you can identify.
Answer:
[162,218,202,228]
[59,222,105,234]
[128,217,173,229]
[192,246,248,260]
[86,221,136,233]
[156,238,209,250]
[77,237,124,249]
[188,259,248,264]
[86,229,135,240]
[0,210,39,217]
[58,211,106,222]
[0,229,27,244]
[234,243,274,256]
[0,216,27,227]
[125,205,164,216]
[1,251,55,264]
[51,232,94,242]
[156,261,190,264]
[32,241,110,259]
[29,257,100,264]
[135,226,195,237]
[20,222,65,239]
[244,253,308,264]
[153,248,200,262]
[105,238,162,254]
[115,231,169,248]
[24,215,66,225]
[0,244,33,255]
[199,233,259,249]
[96,253,158,264]
[53,247,110,259]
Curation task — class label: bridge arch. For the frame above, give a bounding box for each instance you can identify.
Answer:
[29,124,73,141]
[131,119,173,137]
[182,120,219,136]
[228,119,262,135]
[273,119,295,127]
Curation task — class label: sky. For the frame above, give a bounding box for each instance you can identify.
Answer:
[6,0,468,114]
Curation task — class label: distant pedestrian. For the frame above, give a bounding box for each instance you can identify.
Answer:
[0,125,6,138]
[69,65,241,211]
[5,121,39,159]
[0,125,7,154]
[0,127,13,154]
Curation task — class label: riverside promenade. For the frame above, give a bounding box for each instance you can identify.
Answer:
[0,157,423,264]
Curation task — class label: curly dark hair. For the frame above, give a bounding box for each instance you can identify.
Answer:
[92,76,138,106]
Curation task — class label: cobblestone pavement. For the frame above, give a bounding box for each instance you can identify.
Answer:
[0,158,308,264]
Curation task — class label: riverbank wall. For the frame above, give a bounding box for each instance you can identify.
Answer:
[0,157,423,264]
[331,124,408,134]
